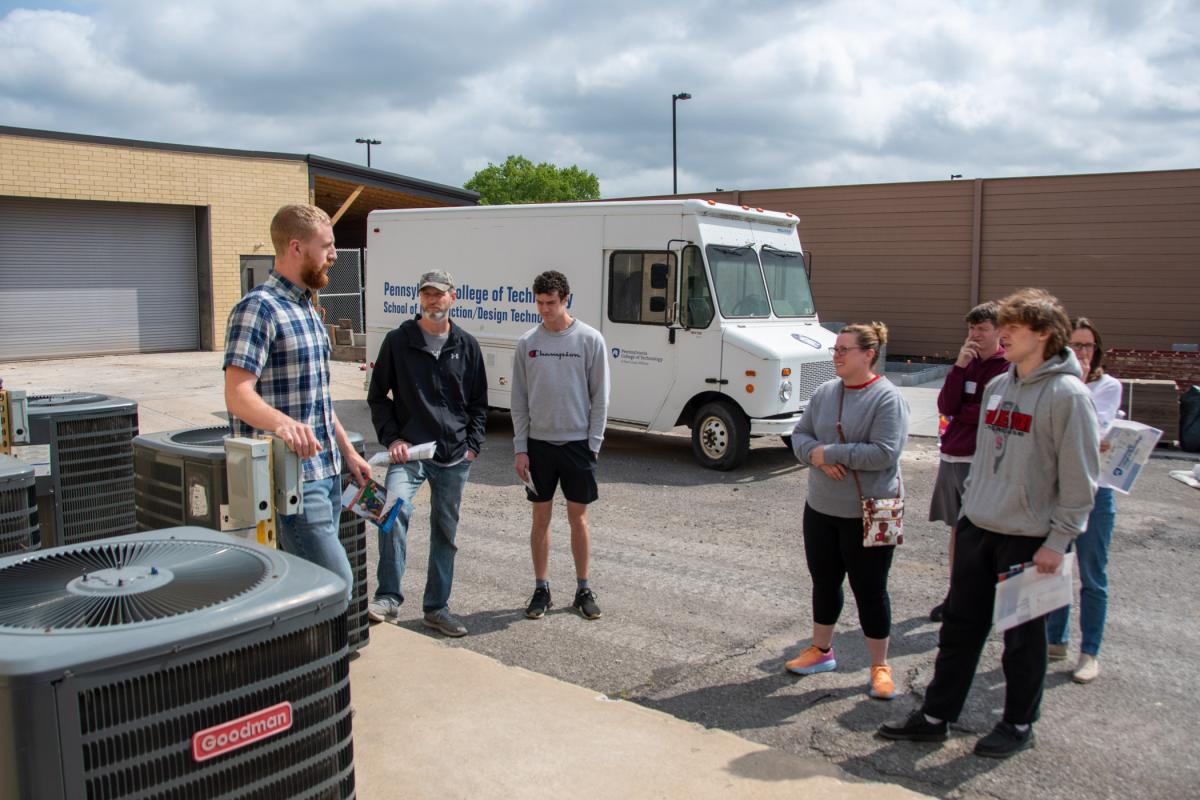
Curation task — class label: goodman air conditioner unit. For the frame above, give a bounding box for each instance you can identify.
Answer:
[26,393,139,549]
[0,455,38,554]
[0,527,355,800]
[134,426,371,652]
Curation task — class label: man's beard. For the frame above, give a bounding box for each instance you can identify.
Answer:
[301,256,331,290]
[423,308,448,322]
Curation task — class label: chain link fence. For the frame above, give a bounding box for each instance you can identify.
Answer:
[319,249,364,333]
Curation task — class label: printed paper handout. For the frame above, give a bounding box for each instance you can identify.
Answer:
[992,553,1075,633]
[366,441,438,466]
[341,478,388,522]
[341,479,406,532]
[1099,420,1162,494]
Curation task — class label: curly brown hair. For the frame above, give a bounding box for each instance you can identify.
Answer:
[532,270,571,300]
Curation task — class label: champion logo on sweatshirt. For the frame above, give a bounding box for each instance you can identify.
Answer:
[528,349,581,360]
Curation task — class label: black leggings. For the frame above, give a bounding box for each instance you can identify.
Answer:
[803,503,894,639]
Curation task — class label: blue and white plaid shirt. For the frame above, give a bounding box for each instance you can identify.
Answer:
[223,270,340,481]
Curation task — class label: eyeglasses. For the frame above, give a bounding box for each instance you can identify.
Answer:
[828,346,862,356]
[1069,343,1096,351]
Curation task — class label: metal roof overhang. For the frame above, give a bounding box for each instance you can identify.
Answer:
[308,156,477,236]
[0,126,478,234]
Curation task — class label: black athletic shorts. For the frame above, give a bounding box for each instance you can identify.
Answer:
[526,438,598,504]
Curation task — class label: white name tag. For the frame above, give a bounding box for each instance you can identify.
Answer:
[965,380,978,394]
[986,393,1002,411]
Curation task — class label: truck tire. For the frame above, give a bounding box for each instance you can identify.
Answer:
[691,401,750,470]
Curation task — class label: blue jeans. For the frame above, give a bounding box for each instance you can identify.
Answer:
[1046,488,1116,656]
[277,477,353,601]
[376,459,471,613]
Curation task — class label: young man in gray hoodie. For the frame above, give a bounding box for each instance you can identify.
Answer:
[881,288,1099,758]
[512,270,611,621]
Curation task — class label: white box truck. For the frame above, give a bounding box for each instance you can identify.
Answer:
[364,200,837,470]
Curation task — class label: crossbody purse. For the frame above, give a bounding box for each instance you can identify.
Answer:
[837,383,905,547]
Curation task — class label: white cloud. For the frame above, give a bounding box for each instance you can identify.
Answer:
[0,0,1197,196]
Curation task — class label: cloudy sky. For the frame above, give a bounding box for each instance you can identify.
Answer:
[2,0,1198,197]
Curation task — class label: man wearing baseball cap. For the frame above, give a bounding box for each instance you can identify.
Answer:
[366,269,488,637]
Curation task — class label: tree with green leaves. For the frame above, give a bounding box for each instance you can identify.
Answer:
[464,155,600,205]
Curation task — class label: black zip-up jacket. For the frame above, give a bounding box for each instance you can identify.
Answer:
[367,319,488,463]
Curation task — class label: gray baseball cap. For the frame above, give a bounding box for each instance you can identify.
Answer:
[419,270,454,292]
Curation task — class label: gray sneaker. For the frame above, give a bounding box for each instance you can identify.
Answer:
[367,595,401,623]
[422,606,468,637]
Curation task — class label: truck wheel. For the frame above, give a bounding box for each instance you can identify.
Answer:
[691,401,750,470]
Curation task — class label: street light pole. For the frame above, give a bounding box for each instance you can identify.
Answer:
[355,137,382,168]
[672,92,691,195]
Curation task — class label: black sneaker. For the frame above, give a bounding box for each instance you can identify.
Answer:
[525,587,552,619]
[878,709,949,742]
[974,721,1035,759]
[572,588,602,620]
[930,601,945,622]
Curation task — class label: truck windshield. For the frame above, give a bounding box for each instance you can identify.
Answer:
[760,246,815,317]
[706,245,770,318]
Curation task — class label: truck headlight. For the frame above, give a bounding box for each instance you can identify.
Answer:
[779,380,793,402]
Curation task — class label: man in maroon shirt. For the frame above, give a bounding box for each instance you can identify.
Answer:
[928,301,1007,621]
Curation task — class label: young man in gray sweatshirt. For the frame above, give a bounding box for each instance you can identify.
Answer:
[880,288,1099,758]
[512,270,611,621]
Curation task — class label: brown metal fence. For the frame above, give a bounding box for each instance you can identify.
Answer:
[630,168,1200,357]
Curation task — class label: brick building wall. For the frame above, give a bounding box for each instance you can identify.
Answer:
[1104,349,1200,393]
[0,131,309,348]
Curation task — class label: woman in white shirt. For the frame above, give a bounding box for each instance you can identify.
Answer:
[1046,317,1121,684]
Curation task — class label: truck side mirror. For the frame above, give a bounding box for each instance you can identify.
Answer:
[649,296,667,313]
[803,251,813,279]
[650,262,669,289]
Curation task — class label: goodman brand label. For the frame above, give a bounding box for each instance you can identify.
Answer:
[192,701,293,762]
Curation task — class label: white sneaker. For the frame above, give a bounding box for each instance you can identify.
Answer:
[368,596,401,623]
[1047,643,1069,662]
[1072,653,1100,684]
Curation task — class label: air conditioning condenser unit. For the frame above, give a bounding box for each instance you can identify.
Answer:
[0,527,355,800]
[134,426,371,652]
[0,454,38,554]
[26,392,139,549]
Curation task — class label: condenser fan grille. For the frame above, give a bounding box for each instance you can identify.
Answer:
[0,540,270,630]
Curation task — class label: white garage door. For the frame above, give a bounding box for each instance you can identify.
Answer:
[0,196,199,359]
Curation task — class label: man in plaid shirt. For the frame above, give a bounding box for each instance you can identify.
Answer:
[223,204,370,594]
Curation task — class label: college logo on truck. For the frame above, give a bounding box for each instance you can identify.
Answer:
[192,701,293,762]
[611,348,663,366]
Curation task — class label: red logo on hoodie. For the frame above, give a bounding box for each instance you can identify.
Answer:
[985,408,1031,433]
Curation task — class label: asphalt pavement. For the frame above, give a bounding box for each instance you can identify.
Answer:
[3,352,1198,800]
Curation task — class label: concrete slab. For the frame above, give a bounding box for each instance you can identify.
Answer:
[896,379,943,439]
[351,624,929,800]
